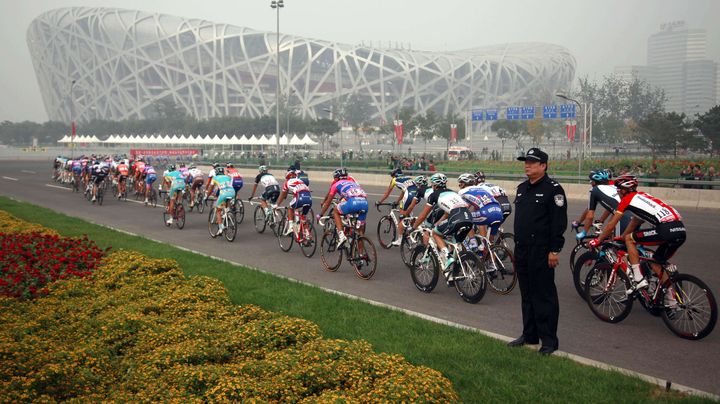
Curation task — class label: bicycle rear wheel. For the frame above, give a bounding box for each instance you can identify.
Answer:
[320,230,343,272]
[585,263,633,323]
[351,236,377,280]
[208,209,219,238]
[175,204,185,229]
[485,245,516,295]
[661,274,717,340]
[234,198,245,224]
[197,195,206,214]
[253,205,267,233]
[376,215,396,249]
[496,232,515,253]
[277,217,294,252]
[149,189,158,207]
[454,251,486,303]
[410,245,439,293]
[299,221,318,258]
[97,187,104,205]
[224,213,237,242]
[573,250,599,299]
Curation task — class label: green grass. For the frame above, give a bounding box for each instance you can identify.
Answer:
[0,196,714,403]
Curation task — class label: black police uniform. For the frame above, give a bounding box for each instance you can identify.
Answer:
[513,152,567,351]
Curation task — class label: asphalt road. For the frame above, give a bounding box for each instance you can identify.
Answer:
[2,160,719,396]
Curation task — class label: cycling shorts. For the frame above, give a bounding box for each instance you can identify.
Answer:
[72,166,82,174]
[337,197,368,221]
[118,175,127,183]
[400,188,418,211]
[495,195,512,218]
[261,185,280,203]
[471,204,504,236]
[93,174,107,184]
[146,174,157,185]
[232,179,244,191]
[215,189,236,208]
[170,182,186,195]
[434,207,473,242]
[290,191,313,215]
[192,178,204,189]
[631,221,686,264]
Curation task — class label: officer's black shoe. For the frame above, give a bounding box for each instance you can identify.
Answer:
[538,346,557,355]
[507,335,538,347]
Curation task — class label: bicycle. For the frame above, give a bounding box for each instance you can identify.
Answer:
[277,207,318,257]
[585,239,717,340]
[160,190,186,229]
[207,197,237,242]
[493,228,515,254]
[468,230,516,295]
[319,213,377,280]
[146,185,158,207]
[249,198,282,236]
[409,225,486,304]
[570,222,602,298]
[95,178,107,205]
[230,195,245,225]
[375,202,417,268]
[188,185,206,214]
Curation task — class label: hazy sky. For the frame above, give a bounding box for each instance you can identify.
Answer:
[1,0,718,122]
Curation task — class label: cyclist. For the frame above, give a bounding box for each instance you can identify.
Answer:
[205,166,235,235]
[225,162,244,196]
[90,158,110,203]
[377,168,419,246]
[318,167,369,248]
[163,164,186,225]
[186,164,205,208]
[397,175,431,241]
[205,162,220,192]
[116,159,129,199]
[248,165,280,217]
[277,168,312,236]
[411,173,473,275]
[132,158,146,195]
[291,160,310,186]
[143,163,158,204]
[475,171,512,222]
[573,169,630,239]
[457,173,504,248]
[588,175,686,294]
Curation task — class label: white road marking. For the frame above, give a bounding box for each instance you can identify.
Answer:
[3,176,19,181]
[45,184,71,190]
[21,170,37,174]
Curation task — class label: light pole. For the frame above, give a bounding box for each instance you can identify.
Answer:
[270,0,284,165]
[69,79,77,158]
[323,106,342,168]
[556,93,592,176]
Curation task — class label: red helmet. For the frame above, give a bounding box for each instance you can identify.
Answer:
[285,170,297,180]
[615,175,638,191]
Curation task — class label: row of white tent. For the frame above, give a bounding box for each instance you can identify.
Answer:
[57,134,318,146]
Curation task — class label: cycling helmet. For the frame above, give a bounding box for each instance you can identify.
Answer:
[226,162,234,168]
[333,167,348,179]
[189,164,196,169]
[614,175,638,191]
[168,164,176,171]
[429,173,447,187]
[589,169,611,184]
[414,175,428,187]
[179,163,185,168]
[211,162,219,168]
[214,167,224,176]
[137,157,143,162]
[458,173,476,186]
[474,171,486,183]
[285,170,297,180]
[259,165,268,173]
[390,168,403,177]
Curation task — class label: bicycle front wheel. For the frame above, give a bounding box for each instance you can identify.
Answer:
[224,213,237,242]
[454,251,486,303]
[277,217,294,252]
[410,245,439,293]
[299,221,318,258]
[320,230,343,272]
[175,204,186,229]
[585,263,633,323]
[376,215,396,249]
[235,198,245,224]
[485,245,516,295]
[351,236,377,280]
[400,234,419,269]
[253,205,267,233]
[573,250,599,299]
[208,209,219,238]
[661,274,717,340]
[496,232,515,254]
[97,188,104,205]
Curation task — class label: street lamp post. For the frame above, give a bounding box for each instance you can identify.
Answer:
[69,79,77,158]
[556,93,592,176]
[270,0,284,165]
[322,107,342,168]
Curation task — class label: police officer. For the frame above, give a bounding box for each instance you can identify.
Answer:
[508,148,567,355]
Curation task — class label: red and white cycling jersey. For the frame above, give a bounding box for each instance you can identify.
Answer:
[283,178,310,195]
[616,191,682,226]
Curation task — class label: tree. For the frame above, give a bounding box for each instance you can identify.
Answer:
[635,112,701,158]
[341,93,374,151]
[695,105,720,156]
[490,120,526,145]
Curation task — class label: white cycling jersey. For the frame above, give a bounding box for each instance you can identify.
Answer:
[478,183,507,198]
[434,190,468,214]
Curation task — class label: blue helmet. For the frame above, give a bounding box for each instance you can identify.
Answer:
[589,169,610,184]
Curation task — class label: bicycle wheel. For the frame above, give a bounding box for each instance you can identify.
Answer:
[175,204,185,229]
[208,209,219,238]
[163,210,172,226]
[97,187,104,205]
[277,217,294,252]
[299,221,318,258]
[253,205,267,233]
[585,263,633,323]
[496,232,515,253]
[320,230,343,272]
[351,236,377,280]
[410,245,439,293]
[150,189,158,208]
[376,215,396,249]
[400,234,419,269]
[224,213,237,242]
[485,245,517,295]
[573,250,599,299]
[454,251,486,303]
[661,274,717,340]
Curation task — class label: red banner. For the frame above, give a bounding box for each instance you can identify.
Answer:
[450,124,457,144]
[130,149,199,159]
[394,120,404,145]
[565,120,577,142]
[71,121,76,140]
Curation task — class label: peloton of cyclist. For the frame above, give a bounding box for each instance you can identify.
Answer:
[377,168,419,246]
[90,158,110,203]
[573,169,631,239]
[318,168,369,248]
[163,164,186,225]
[142,163,158,205]
[205,166,235,235]
[277,167,313,236]
[457,173,504,248]
[225,162,244,198]
[475,171,512,222]
[186,164,205,208]
[249,165,280,217]
[412,173,474,275]
[588,175,686,294]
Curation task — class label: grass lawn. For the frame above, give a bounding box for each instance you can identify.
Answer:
[0,196,713,403]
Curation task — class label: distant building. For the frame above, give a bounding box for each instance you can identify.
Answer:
[613,65,657,85]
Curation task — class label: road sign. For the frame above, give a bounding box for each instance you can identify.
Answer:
[506,106,521,120]
[543,105,558,119]
[485,109,498,121]
[521,106,535,120]
[471,109,484,121]
[560,103,576,118]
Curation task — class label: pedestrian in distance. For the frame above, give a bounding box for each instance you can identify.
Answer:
[507,148,567,355]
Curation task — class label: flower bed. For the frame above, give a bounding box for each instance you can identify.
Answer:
[0,210,58,236]
[0,221,459,401]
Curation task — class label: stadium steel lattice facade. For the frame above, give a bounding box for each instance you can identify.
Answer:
[28,7,576,123]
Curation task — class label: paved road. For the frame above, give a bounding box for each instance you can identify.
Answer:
[2,160,719,395]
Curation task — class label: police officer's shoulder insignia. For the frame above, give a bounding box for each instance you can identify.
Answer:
[554,194,565,207]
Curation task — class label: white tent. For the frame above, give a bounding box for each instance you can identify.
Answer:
[57,135,71,143]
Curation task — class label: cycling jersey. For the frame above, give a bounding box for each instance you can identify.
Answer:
[283,178,310,196]
[166,170,186,193]
[188,168,204,180]
[458,186,498,209]
[284,178,312,214]
[226,168,244,190]
[391,175,414,191]
[478,183,511,218]
[587,184,630,234]
[616,191,682,226]
[133,162,145,175]
[212,174,235,208]
[427,188,473,242]
[296,170,310,186]
[117,163,129,177]
[459,186,503,234]
[427,188,469,214]
[255,173,279,188]
[330,179,368,221]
